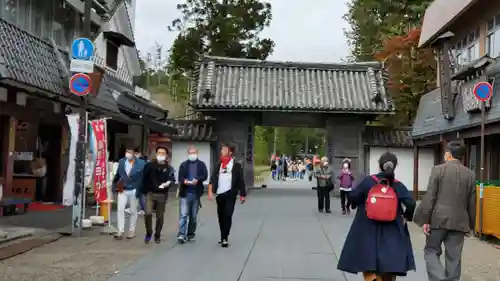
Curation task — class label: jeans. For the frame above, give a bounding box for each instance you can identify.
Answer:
[178,192,199,238]
[144,193,167,238]
[117,190,138,234]
[138,194,146,211]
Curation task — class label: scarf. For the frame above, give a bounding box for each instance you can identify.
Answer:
[220,156,232,169]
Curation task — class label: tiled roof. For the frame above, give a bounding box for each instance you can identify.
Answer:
[364,127,413,147]
[0,19,66,95]
[170,122,215,141]
[191,56,393,113]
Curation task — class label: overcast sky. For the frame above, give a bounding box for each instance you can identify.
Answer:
[134,0,350,63]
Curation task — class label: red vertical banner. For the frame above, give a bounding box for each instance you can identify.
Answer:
[91,119,108,203]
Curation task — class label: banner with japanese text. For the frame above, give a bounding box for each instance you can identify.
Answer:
[90,119,108,203]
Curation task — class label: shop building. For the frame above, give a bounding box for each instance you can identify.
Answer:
[0,0,174,207]
[413,0,500,183]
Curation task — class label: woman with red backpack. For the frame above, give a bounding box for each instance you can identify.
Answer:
[337,152,416,281]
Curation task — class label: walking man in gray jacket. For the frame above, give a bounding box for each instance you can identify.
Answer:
[414,141,476,281]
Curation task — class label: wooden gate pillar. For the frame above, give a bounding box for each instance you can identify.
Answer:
[2,117,17,197]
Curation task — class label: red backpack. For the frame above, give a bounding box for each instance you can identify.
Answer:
[365,175,399,222]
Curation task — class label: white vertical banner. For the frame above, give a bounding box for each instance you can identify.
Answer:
[62,113,79,206]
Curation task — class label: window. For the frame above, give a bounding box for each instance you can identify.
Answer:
[487,13,500,58]
[3,0,18,24]
[453,28,480,67]
[53,0,73,47]
[106,41,119,70]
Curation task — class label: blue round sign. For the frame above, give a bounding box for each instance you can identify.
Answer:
[473,82,493,101]
[71,38,95,61]
[69,73,92,96]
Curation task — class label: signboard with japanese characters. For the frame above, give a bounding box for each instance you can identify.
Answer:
[90,119,108,203]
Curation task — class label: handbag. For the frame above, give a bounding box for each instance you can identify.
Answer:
[116,180,125,193]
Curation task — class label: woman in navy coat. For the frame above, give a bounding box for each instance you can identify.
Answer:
[337,152,416,281]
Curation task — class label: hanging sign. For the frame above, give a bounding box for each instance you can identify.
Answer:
[90,119,108,203]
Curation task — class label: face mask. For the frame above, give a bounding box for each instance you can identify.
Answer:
[188,154,198,161]
[156,155,166,162]
[323,161,329,165]
[125,153,133,160]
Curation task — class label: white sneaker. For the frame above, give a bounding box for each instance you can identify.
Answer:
[138,210,145,215]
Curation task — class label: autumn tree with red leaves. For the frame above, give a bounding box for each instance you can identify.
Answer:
[375,28,437,127]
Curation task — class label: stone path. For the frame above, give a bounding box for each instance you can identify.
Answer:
[1,177,500,281]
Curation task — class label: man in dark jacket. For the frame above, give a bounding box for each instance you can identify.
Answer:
[208,144,246,248]
[414,141,476,281]
[140,146,175,244]
[176,146,208,243]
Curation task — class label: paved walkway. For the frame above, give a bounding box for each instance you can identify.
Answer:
[2,177,499,281]
[109,178,428,281]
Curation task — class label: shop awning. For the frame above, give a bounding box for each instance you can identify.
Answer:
[142,118,177,135]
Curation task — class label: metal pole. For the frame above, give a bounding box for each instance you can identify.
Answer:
[72,0,93,237]
[479,101,485,238]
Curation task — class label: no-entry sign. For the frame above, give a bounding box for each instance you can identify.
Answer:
[473,81,493,101]
[69,73,92,96]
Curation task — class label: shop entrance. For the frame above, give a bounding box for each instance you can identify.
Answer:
[37,123,62,202]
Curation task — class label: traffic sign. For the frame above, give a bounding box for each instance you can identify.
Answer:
[473,81,493,101]
[71,38,95,61]
[69,73,92,96]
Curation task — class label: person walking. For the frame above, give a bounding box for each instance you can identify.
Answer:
[112,146,146,240]
[414,141,476,281]
[338,158,355,215]
[208,144,246,247]
[314,156,334,213]
[337,152,416,281]
[282,157,288,180]
[176,146,208,243]
[140,146,175,244]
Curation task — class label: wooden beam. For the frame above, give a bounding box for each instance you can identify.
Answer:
[413,145,419,200]
[2,117,17,196]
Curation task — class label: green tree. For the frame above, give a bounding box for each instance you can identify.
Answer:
[168,0,275,73]
[343,0,431,61]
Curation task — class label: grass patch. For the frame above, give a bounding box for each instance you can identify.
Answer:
[254,165,270,184]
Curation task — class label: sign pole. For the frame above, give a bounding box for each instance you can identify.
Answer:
[473,81,493,239]
[72,0,93,237]
[479,101,485,238]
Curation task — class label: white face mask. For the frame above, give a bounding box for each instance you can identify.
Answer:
[323,161,329,166]
[188,154,198,161]
[125,153,133,160]
[156,155,166,162]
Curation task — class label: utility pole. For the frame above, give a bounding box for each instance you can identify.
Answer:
[72,0,93,237]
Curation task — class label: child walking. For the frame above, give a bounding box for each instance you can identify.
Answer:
[338,158,354,215]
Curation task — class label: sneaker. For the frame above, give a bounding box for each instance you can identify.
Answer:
[137,210,145,215]
[326,210,331,214]
[154,236,161,244]
[221,240,229,248]
[218,239,223,244]
[318,209,323,213]
[144,235,152,244]
[346,208,351,214]
[178,236,186,244]
[124,208,131,214]
[126,231,136,239]
[342,210,347,215]
[187,235,196,242]
[114,233,124,240]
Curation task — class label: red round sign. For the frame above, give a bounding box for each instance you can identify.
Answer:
[473,81,493,101]
[69,73,92,96]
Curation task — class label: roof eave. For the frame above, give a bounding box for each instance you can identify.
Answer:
[192,107,395,115]
[419,0,480,48]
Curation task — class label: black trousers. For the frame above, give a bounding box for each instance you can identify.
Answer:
[317,187,330,211]
[216,191,236,240]
[340,190,351,211]
[144,193,167,238]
